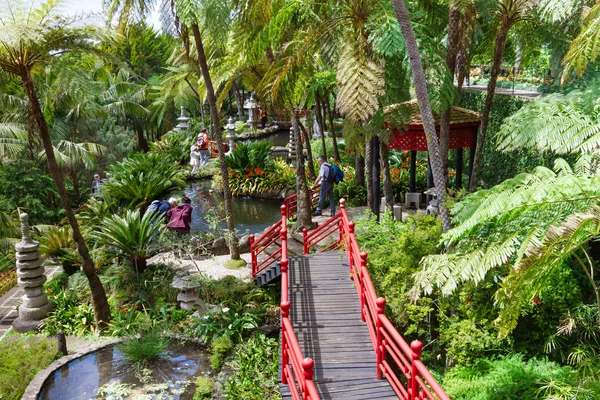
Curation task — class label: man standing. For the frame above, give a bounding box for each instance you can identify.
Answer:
[197,128,210,166]
[91,174,102,196]
[311,155,335,216]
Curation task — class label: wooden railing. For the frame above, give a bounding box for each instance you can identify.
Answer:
[249,215,283,277]
[306,198,450,400]
[283,185,320,220]
[250,205,320,399]
[302,212,343,254]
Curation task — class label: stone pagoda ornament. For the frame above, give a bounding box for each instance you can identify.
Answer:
[13,213,52,332]
[175,106,190,131]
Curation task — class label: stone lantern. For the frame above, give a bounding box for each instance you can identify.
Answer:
[175,106,190,131]
[13,213,52,333]
[244,93,256,126]
[224,116,236,155]
[288,126,297,167]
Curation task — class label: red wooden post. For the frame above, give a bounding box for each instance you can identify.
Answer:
[410,340,423,400]
[376,297,386,380]
[348,221,355,277]
[281,301,290,384]
[249,234,256,276]
[359,252,368,322]
[281,204,287,223]
[302,357,315,399]
[340,198,346,209]
[303,228,309,254]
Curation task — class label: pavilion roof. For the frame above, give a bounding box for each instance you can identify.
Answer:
[384,99,481,127]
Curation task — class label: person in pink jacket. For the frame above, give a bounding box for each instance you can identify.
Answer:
[167,196,193,235]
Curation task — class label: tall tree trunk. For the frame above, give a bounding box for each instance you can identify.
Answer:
[325,91,341,162]
[365,140,373,209]
[27,108,35,160]
[293,115,313,231]
[469,19,512,192]
[70,168,81,205]
[440,5,461,187]
[355,155,365,187]
[298,119,316,179]
[135,123,149,152]
[232,82,244,120]
[391,0,451,232]
[380,139,394,210]
[22,70,111,329]
[191,24,240,260]
[314,90,327,159]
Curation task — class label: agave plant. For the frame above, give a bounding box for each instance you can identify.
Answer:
[90,210,165,273]
[102,152,185,209]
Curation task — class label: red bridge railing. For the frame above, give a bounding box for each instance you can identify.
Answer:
[283,185,320,220]
[250,205,320,399]
[304,199,450,400]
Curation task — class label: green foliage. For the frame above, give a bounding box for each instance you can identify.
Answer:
[458,91,557,187]
[210,335,233,370]
[38,226,79,274]
[226,141,273,174]
[225,334,279,400]
[42,289,96,335]
[0,159,64,225]
[90,209,165,272]
[355,212,442,334]
[440,317,501,366]
[188,305,260,344]
[103,152,185,209]
[149,130,193,165]
[443,354,596,400]
[0,336,58,400]
[193,376,215,400]
[117,331,171,366]
[217,158,294,197]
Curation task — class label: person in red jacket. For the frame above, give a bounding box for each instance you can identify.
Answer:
[167,196,193,235]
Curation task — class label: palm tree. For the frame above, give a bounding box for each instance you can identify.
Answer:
[0,0,111,327]
[469,0,532,191]
[390,0,452,231]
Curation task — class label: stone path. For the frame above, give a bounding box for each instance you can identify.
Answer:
[462,84,541,99]
[0,265,61,340]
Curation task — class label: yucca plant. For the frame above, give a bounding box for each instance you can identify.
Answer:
[102,152,185,209]
[90,210,165,273]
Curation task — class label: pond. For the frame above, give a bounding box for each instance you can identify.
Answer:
[239,128,290,147]
[37,342,210,399]
[184,180,283,235]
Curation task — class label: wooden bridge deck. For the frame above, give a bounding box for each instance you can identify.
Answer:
[280,251,397,399]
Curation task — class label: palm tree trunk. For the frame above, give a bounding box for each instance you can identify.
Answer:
[298,119,316,179]
[325,91,341,163]
[70,168,81,205]
[355,155,365,187]
[365,140,373,209]
[293,115,313,231]
[135,123,149,152]
[390,0,451,232]
[232,82,244,120]
[380,139,394,210]
[27,108,35,160]
[469,19,512,192]
[21,70,111,329]
[314,91,327,159]
[191,24,240,260]
[440,5,461,186]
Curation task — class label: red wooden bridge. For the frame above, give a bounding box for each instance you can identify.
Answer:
[250,197,450,400]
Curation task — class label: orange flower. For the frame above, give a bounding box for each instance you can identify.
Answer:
[254,168,264,176]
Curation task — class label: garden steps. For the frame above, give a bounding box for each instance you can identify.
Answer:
[278,251,397,399]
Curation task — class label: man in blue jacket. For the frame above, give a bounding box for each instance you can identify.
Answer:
[310,155,335,216]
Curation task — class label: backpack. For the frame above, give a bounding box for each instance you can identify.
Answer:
[197,135,206,148]
[332,164,344,184]
[325,164,336,184]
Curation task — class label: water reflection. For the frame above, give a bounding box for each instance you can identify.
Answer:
[239,129,290,147]
[38,343,209,400]
[184,180,282,235]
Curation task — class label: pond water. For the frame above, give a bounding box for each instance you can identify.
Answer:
[184,180,282,235]
[239,129,290,147]
[37,342,210,400]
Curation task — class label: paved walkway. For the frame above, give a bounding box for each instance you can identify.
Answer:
[0,265,61,340]
[462,84,541,99]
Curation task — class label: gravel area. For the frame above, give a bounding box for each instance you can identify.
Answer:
[147,252,252,281]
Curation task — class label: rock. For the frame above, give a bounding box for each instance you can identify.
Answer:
[212,237,226,249]
[17,266,45,279]
[18,274,47,288]
[16,251,41,261]
[22,293,50,308]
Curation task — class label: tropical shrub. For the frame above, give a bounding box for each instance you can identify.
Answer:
[38,226,79,274]
[226,141,273,174]
[354,212,442,336]
[102,152,185,209]
[117,331,170,366]
[193,376,214,400]
[225,334,279,400]
[443,354,597,399]
[210,334,233,369]
[333,165,367,206]
[188,305,260,343]
[42,289,96,335]
[90,209,165,273]
[215,158,294,197]
[0,335,58,399]
[149,130,193,165]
